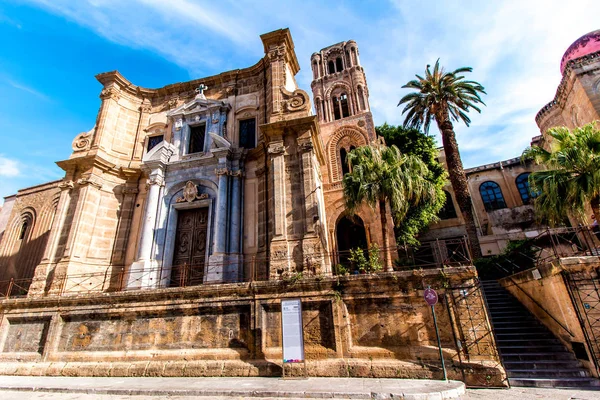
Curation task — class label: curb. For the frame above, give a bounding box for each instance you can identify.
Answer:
[0,382,466,399]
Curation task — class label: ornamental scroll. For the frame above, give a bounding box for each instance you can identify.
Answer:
[176,181,209,203]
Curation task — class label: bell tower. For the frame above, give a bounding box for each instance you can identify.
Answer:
[310,40,373,124]
[310,40,394,271]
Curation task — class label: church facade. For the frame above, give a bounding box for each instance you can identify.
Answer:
[0,29,503,385]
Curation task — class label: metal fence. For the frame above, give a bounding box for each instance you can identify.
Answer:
[0,237,472,299]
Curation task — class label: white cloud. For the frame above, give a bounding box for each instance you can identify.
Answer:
[19,0,600,168]
[0,156,20,177]
[7,79,50,101]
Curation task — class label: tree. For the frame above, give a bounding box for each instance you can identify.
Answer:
[342,138,437,269]
[376,123,447,245]
[522,122,600,226]
[398,59,486,259]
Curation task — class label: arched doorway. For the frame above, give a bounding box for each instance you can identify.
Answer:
[335,215,368,273]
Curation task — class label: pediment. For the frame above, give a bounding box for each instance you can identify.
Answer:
[167,96,229,118]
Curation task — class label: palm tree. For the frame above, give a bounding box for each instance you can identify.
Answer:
[342,138,437,270]
[398,59,486,259]
[522,122,600,226]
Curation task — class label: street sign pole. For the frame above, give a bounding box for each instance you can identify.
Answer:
[424,286,447,381]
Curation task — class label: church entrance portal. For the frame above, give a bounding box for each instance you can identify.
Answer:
[336,215,368,272]
[171,207,208,287]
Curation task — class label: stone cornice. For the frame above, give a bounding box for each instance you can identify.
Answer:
[260,28,300,75]
[535,50,600,125]
[95,57,267,100]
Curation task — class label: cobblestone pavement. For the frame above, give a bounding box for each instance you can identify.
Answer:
[1,387,600,400]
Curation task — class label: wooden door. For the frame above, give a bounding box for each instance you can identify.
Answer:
[171,207,208,287]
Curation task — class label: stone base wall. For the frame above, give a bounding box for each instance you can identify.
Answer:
[0,267,506,387]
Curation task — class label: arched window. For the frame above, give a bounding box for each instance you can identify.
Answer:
[351,47,358,65]
[332,96,341,120]
[340,148,349,176]
[312,61,319,79]
[358,86,365,111]
[328,60,335,75]
[480,181,507,211]
[336,57,343,72]
[438,191,458,219]
[18,220,29,240]
[516,173,536,205]
[340,93,350,118]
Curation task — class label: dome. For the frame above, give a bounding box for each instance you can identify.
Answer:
[560,29,600,74]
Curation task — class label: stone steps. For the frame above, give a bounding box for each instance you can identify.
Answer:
[481,280,599,388]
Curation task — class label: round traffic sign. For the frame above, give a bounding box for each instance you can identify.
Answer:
[424,288,438,306]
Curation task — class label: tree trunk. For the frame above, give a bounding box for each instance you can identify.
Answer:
[379,199,392,271]
[436,117,482,260]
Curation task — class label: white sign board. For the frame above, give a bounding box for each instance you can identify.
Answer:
[281,298,304,363]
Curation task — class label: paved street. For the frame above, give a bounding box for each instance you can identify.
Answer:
[1,387,600,400]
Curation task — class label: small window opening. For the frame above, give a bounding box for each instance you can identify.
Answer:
[438,191,458,219]
[333,96,341,120]
[188,123,206,154]
[147,135,164,153]
[328,61,335,75]
[336,57,343,72]
[340,93,350,118]
[340,148,349,176]
[19,221,28,240]
[239,118,256,149]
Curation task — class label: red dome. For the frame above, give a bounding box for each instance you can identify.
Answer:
[560,29,600,74]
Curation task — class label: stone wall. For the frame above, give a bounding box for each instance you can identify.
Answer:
[499,257,600,377]
[0,267,505,386]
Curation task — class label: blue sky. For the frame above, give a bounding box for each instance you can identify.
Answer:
[0,0,597,201]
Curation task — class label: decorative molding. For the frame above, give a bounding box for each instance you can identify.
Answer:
[72,130,93,152]
[268,45,285,61]
[268,143,285,155]
[100,87,120,101]
[146,176,164,189]
[297,139,313,152]
[76,177,103,190]
[175,181,209,203]
[215,167,230,176]
[58,180,74,191]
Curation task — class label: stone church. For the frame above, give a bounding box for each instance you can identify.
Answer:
[0,29,396,292]
[0,27,596,384]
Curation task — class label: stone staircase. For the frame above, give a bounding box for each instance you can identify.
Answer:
[481,280,600,388]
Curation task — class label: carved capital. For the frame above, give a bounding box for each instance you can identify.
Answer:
[229,169,243,177]
[58,180,74,191]
[215,167,230,176]
[140,102,152,113]
[268,143,285,155]
[145,176,164,189]
[77,177,103,190]
[100,87,120,101]
[122,187,140,195]
[174,118,183,131]
[297,139,313,152]
[267,45,285,61]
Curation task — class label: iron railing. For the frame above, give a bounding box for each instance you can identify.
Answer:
[0,237,472,299]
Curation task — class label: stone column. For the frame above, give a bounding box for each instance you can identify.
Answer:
[206,165,231,283]
[214,166,230,254]
[229,170,242,254]
[29,180,74,295]
[129,171,164,289]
